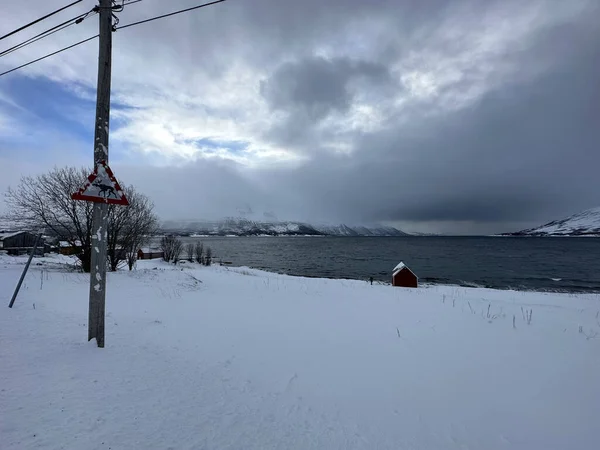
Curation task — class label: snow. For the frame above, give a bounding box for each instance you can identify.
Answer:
[392,261,418,278]
[522,206,600,236]
[271,222,301,233]
[0,231,24,240]
[161,218,408,236]
[393,261,406,273]
[1,254,600,449]
[59,240,82,248]
[138,247,162,253]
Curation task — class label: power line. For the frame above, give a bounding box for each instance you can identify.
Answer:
[110,0,144,13]
[0,9,97,59]
[0,22,77,58]
[0,0,226,78]
[0,0,84,42]
[116,0,225,30]
[0,1,138,60]
[0,35,98,78]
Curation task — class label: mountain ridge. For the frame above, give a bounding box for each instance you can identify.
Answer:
[160,218,409,237]
[505,207,600,236]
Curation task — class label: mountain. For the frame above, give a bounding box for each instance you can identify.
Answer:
[507,207,600,236]
[160,218,409,237]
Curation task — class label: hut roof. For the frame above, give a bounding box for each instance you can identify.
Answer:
[393,261,417,278]
[0,231,24,241]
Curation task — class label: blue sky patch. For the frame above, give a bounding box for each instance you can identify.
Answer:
[2,76,95,144]
[194,138,249,154]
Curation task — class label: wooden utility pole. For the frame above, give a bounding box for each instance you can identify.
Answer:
[88,0,113,348]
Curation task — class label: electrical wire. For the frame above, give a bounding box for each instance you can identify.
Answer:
[0,35,98,78]
[0,0,84,42]
[0,0,226,78]
[116,0,225,30]
[0,9,97,59]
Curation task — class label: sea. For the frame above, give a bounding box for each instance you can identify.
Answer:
[158,236,600,293]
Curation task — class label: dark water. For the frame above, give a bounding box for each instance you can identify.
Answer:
[168,236,600,293]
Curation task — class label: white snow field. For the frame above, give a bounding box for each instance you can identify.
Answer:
[1,254,599,450]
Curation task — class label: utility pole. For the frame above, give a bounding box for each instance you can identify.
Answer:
[88,0,113,348]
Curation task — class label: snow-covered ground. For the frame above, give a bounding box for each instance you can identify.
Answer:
[1,254,599,450]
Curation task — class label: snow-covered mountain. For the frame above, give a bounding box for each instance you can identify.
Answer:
[161,218,409,237]
[509,207,600,236]
[312,223,408,237]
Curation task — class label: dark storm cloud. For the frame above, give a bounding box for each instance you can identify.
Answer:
[250,11,600,227]
[260,56,395,150]
[261,57,391,119]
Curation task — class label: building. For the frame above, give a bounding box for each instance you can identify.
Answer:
[0,231,44,256]
[58,240,83,256]
[137,248,164,260]
[392,261,418,288]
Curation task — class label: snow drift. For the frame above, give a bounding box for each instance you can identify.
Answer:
[1,254,599,449]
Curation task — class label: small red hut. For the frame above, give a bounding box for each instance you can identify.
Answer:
[392,261,418,288]
[137,248,164,260]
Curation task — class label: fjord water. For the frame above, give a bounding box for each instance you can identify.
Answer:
[174,236,600,292]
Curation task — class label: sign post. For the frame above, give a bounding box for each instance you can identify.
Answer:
[70,0,129,348]
[71,161,128,348]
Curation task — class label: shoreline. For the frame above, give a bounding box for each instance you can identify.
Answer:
[197,261,600,296]
[0,253,600,295]
[2,251,599,295]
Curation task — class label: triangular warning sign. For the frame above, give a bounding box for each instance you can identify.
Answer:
[71,161,129,205]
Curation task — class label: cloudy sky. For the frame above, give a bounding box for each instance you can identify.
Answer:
[0,0,599,234]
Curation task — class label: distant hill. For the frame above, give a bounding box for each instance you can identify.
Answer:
[160,218,409,237]
[0,216,24,232]
[506,207,600,236]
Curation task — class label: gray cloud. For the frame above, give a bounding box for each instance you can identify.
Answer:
[260,56,395,151]
[261,57,391,119]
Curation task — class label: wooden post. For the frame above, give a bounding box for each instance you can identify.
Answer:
[8,232,43,308]
[88,0,113,348]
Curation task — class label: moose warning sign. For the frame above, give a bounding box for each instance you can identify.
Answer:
[71,161,129,205]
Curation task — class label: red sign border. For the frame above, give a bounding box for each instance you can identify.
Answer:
[71,161,129,205]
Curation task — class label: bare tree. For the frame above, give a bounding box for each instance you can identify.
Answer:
[205,246,213,266]
[186,243,194,262]
[161,235,183,263]
[126,248,139,271]
[107,187,158,271]
[194,241,204,264]
[4,166,158,273]
[160,235,176,262]
[118,188,158,271]
[173,238,183,264]
[5,167,94,271]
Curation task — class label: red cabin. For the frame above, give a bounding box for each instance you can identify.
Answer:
[392,261,418,288]
[137,248,164,260]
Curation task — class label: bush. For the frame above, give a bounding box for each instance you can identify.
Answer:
[194,242,204,264]
[186,243,194,262]
[161,235,183,263]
